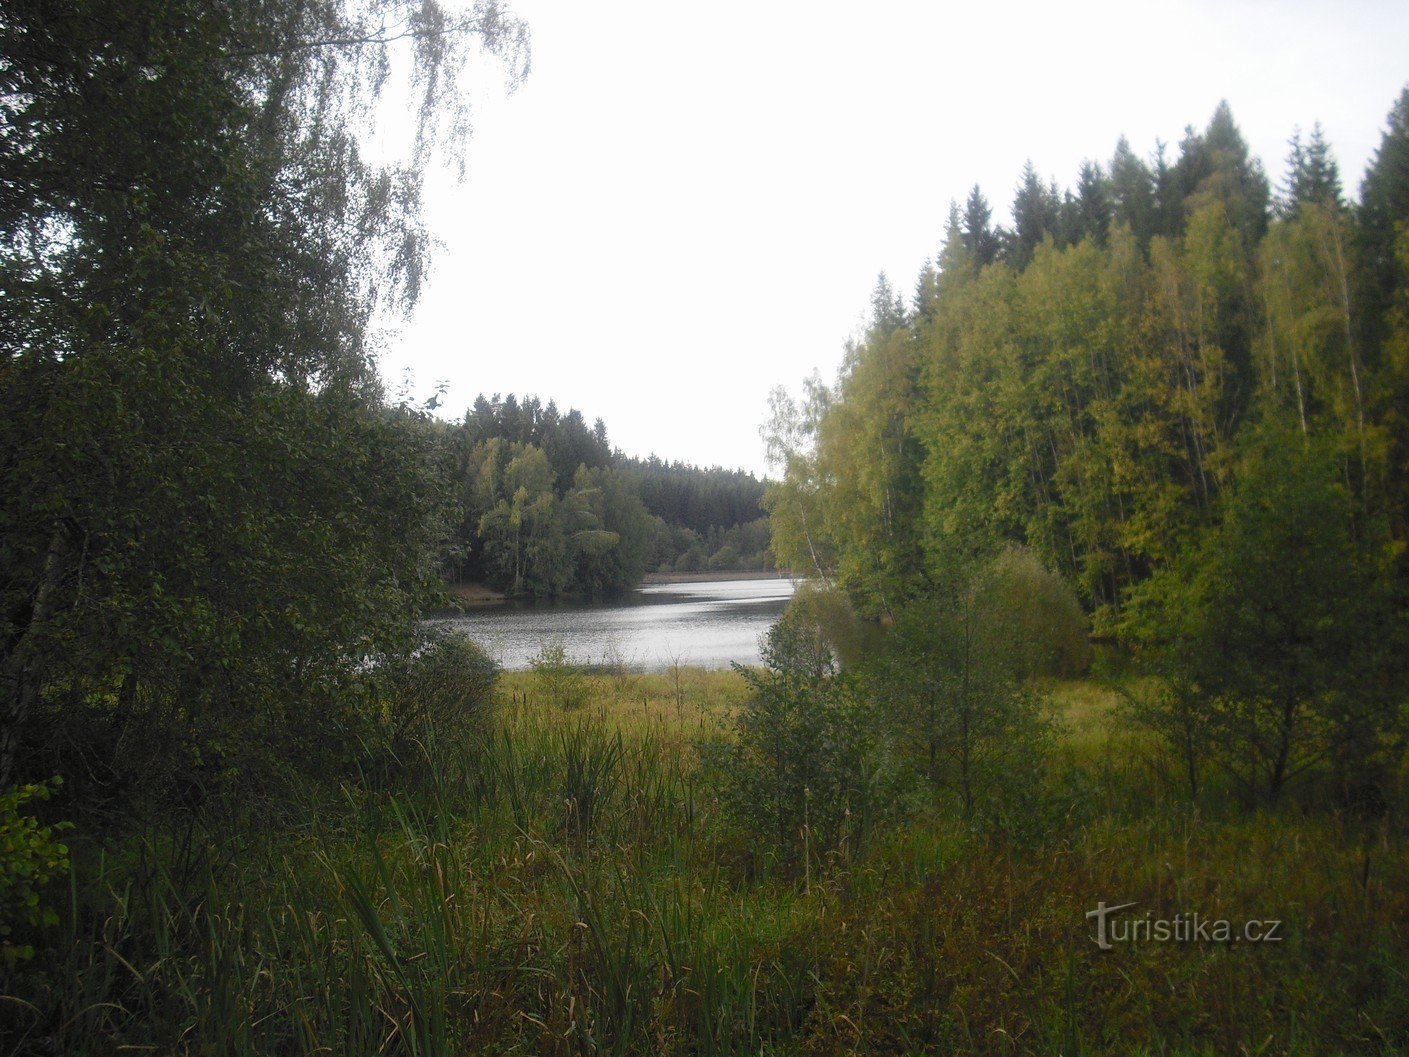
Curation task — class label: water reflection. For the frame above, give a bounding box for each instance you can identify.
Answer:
[433,577,796,671]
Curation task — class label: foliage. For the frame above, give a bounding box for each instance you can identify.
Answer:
[618,455,767,536]
[1358,87,1409,356]
[862,551,1057,819]
[815,311,926,616]
[765,89,1409,816]
[980,545,1092,679]
[529,641,587,710]
[1123,419,1407,806]
[462,393,612,492]
[779,580,879,669]
[759,373,837,579]
[0,0,528,801]
[765,94,1403,623]
[1,18,1407,1049]
[708,609,891,868]
[6,673,1408,1055]
[0,777,71,965]
[370,629,499,767]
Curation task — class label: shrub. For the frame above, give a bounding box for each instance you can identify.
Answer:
[1122,421,1408,807]
[708,608,896,869]
[0,777,71,966]
[529,641,586,710]
[782,580,881,668]
[981,545,1091,678]
[862,551,1058,819]
[377,629,499,746]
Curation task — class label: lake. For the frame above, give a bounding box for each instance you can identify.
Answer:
[434,576,797,671]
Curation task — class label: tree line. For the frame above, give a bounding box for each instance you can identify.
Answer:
[765,92,1409,807]
[438,394,772,596]
[617,455,770,574]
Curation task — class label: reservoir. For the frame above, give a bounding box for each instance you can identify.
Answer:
[435,576,796,671]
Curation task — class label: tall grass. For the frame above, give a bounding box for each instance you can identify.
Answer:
[4,673,1406,1055]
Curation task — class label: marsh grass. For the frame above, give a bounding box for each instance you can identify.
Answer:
[4,674,1406,1055]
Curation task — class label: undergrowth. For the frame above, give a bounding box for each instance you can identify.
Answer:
[3,670,1406,1055]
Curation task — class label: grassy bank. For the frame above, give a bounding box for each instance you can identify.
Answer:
[443,569,791,608]
[4,670,1406,1055]
[444,581,511,606]
[640,569,792,585]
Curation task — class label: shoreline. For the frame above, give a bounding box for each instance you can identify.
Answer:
[440,569,792,610]
[444,582,509,607]
[639,568,791,585]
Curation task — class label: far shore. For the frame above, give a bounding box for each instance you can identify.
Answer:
[441,569,792,609]
[444,582,509,607]
[640,568,791,585]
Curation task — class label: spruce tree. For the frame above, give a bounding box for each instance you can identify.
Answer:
[1109,135,1158,248]
[1282,123,1344,214]
[1359,87,1409,345]
[868,273,908,335]
[1008,161,1060,268]
[1075,160,1112,246]
[1152,139,1181,239]
[962,185,1002,270]
[913,259,939,321]
[1200,101,1272,247]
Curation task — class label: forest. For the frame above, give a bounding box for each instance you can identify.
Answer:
[439,392,771,596]
[3,0,1409,1050]
[765,96,1409,807]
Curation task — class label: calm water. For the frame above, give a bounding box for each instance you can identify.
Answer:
[435,577,797,671]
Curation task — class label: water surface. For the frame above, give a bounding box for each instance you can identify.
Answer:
[435,577,796,671]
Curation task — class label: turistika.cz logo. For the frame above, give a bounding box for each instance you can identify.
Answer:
[1086,901,1283,950]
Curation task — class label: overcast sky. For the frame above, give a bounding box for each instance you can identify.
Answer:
[380,0,1409,477]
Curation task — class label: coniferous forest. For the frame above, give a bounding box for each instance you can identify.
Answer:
[4,0,1409,1052]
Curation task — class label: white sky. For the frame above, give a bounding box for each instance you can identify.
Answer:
[380,0,1409,477]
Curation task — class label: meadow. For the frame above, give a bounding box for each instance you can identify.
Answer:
[5,666,1406,1056]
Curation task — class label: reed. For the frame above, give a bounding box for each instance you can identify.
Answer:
[4,673,1406,1055]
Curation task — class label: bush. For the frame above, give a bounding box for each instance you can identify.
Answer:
[981,545,1091,678]
[707,608,897,869]
[707,544,739,571]
[336,630,501,793]
[781,580,881,668]
[529,641,586,710]
[861,551,1058,819]
[377,630,499,749]
[0,777,71,966]
[1122,421,1407,807]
